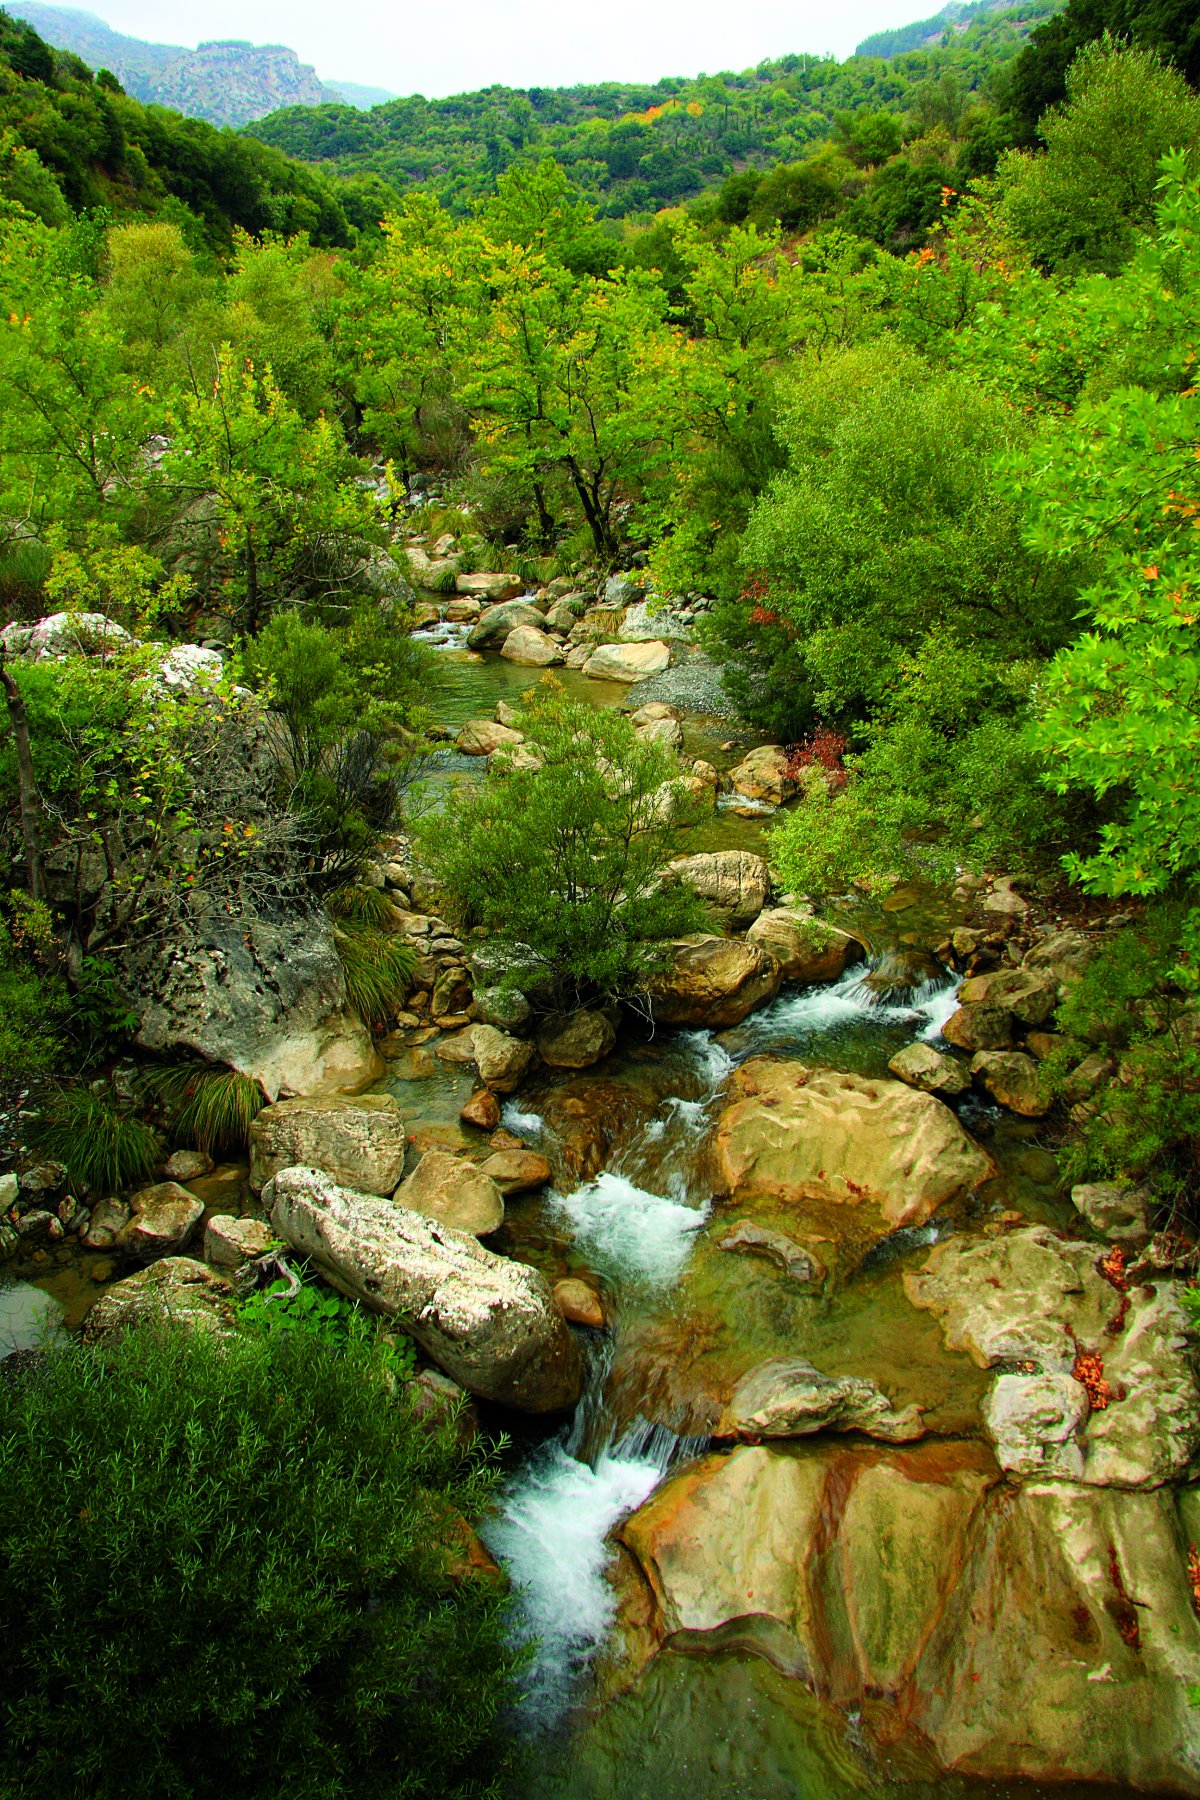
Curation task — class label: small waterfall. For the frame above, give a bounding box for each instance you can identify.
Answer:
[548,1172,709,1288]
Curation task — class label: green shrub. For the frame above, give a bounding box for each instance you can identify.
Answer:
[333,923,417,1030]
[0,1328,519,1800]
[240,1260,417,1383]
[0,945,66,1079]
[27,1085,162,1193]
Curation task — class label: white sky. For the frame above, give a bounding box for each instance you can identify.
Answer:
[75,0,935,97]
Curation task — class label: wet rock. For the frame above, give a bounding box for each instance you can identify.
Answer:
[540,1080,648,1183]
[860,947,946,1000]
[203,1213,273,1271]
[745,906,857,984]
[980,1371,1088,1478]
[444,596,481,623]
[716,1356,924,1443]
[116,1182,204,1262]
[249,1094,407,1196]
[394,1149,505,1237]
[470,1023,534,1093]
[460,1089,501,1132]
[957,967,1058,1026]
[906,1226,1200,1488]
[457,718,523,756]
[583,640,672,682]
[431,966,473,1020]
[163,1148,214,1182]
[433,1028,479,1066]
[888,1042,970,1097]
[728,744,796,805]
[648,934,782,1029]
[456,571,524,603]
[266,1166,581,1412]
[82,1196,131,1250]
[941,1002,1013,1052]
[466,600,545,649]
[969,1050,1052,1117]
[477,1149,552,1194]
[83,1256,235,1343]
[714,1058,993,1230]
[536,1009,617,1070]
[1071,1181,1153,1245]
[661,850,770,929]
[553,1276,606,1328]
[715,1219,825,1286]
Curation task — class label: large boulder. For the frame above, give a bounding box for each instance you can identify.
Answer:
[746,905,858,983]
[888,1042,970,1097]
[394,1149,505,1236]
[728,745,797,805]
[499,624,563,667]
[582,640,671,682]
[956,967,1059,1026]
[714,1058,993,1230]
[905,1226,1200,1488]
[455,571,524,603]
[615,1438,1200,1793]
[1,611,135,662]
[476,1149,552,1194]
[83,1257,235,1344]
[536,1009,617,1070]
[470,1023,534,1093]
[661,850,770,929]
[466,600,545,649]
[115,1182,204,1262]
[457,718,524,756]
[619,601,691,642]
[249,1094,408,1196]
[265,1167,581,1412]
[129,908,382,1101]
[715,1357,923,1443]
[648,934,782,1029]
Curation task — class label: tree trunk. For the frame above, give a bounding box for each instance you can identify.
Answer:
[0,647,45,901]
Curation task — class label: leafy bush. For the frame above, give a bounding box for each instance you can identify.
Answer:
[241,1260,417,1383]
[27,1085,162,1193]
[0,913,66,1078]
[149,1067,266,1157]
[414,679,708,1004]
[0,1328,519,1800]
[333,924,418,1030]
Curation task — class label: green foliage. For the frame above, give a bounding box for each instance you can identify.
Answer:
[0,932,65,1077]
[240,1261,418,1383]
[1009,0,1200,141]
[0,1327,519,1800]
[326,883,396,926]
[149,1067,266,1156]
[27,1083,163,1192]
[332,923,417,1031]
[414,679,708,1004]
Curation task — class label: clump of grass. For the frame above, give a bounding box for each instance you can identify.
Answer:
[428,564,459,594]
[146,1066,266,1156]
[29,1085,163,1194]
[327,884,395,927]
[333,923,417,1031]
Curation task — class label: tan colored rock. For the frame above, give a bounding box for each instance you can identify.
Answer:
[499,624,563,666]
[662,850,770,929]
[83,1195,131,1250]
[536,1008,617,1070]
[714,1058,993,1229]
[466,600,545,649]
[634,714,684,750]
[715,1356,923,1443]
[980,1371,1088,1478]
[266,1166,581,1411]
[746,905,857,983]
[248,1094,407,1197]
[443,596,481,623]
[728,744,796,805]
[470,1023,534,1093]
[83,1256,235,1343]
[648,934,782,1029]
[1071,1180,1153,1244]
[888,1042,970,1097]
[460,1089,501,1132]
[394,1149,505,1237]
[433,1027,480,1066]
[477,1149,552,1194]
[457,718,524,756]
[203,1213,273,1271]
[941,1003,1013,1052]
[116,1182,204,1262]
[715,1219,825,1285]
[970,1050,1052,1117]
[455,571,524,602]
[553,1276,606,1328]
[957,967,1058,1025]
[163,1149,214,1182]
[582,640,671,682]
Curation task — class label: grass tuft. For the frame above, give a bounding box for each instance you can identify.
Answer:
[29,1086,163,1193]
[333,923,417,1031]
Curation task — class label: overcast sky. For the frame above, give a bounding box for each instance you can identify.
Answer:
[74,0,934,96]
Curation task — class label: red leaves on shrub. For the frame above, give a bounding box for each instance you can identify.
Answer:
[783,727,849,794]
[1072,1348,1112,1411]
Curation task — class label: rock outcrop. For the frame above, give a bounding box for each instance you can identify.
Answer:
[265,1166,581,1412]
[648,935,782,1028]
[249,1094,407,1196]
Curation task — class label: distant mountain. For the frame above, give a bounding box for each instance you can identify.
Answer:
[855,0,1052,57]
[4,2,392,124]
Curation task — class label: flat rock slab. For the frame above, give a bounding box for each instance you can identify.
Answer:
[266,1166,581,1412]
[249,1094,407,1196]
[394,1149,505,1237]
[715,1356,923,1443]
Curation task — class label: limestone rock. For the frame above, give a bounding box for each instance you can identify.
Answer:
[536,1009,617,1070]
[249,1094,407,1196]
[648,934,782,1029]
[163,1148,214,1182]
[470,1023,534,1093]
[82,1196,131,1249]
[662,850,770,929]
[970,1049,1051,1116]
[715,1219,825,1286]
[716,1356,924,1443]
[634,713,684,751]
[1072,1181,1153,1244]
[457,718,524,756]
[455,571,524,603]
[746,905,857,984]
[203,1213,272,1271]
[466,600,544,649]
[553,1276,606,1328]
[394,1149,505,1237]
[83,1256,234,1343]
[941,1002,1013,1052]
[1,611,134,662]
[583,640,671,682]
[460,1089,501,1132]
[619,600,692,642]
[714,1059,993,1229]
[888,1042,970,1097]
[981,1371,1089,1478]
[266,1166,581,1411]
[477,1149,552,1194]
[500,623,563,666]
[116,1182,204,1262]
[728,745,796,805]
